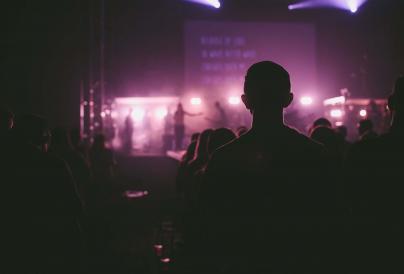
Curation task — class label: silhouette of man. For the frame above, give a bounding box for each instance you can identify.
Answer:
[198,61,336,273]
[345,76,404,273]
[357,118,378,141]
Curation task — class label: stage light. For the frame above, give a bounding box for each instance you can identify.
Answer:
[185,0,221,9]
[155,108,168,119]
[288,0,367,13]
[190,97,202,105]
[131,108,145,121]
[300,96,313,106]
[330,109,343,118]
[228,96,241,105]
[161,258,171,263]
[335,121,344,127]
[323,96,346,106]
[100,112,106,118]
[359,109,367,117]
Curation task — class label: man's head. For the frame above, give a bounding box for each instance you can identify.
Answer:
[242,61,293,113]
[358,119,374,136]
[388,76,404,113]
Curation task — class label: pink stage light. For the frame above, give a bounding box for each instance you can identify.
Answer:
[300,96,313,106]
[330,109,344,118]
[131,108,145,122]
[228,96,241,105]
[155,108,168,119]
[335,121,344,127]
[124,190,149,199]
[288,0,367,13]
[323,96,346,106]
[359,109,367,117]
[161,258,171,263]
[190,97,202,105]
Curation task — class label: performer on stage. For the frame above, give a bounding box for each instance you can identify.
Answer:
[173,103,201,150]
[123,108,134,154]
[205,101,228,128]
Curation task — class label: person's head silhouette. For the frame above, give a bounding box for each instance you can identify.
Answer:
[242,61,293,115]
[242,61,293,132]
[389,76,404,114]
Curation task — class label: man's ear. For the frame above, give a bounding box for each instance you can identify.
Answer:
[241,94,251,110]
[282,92,294,108]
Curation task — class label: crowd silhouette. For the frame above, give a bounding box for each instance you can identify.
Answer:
[1,63,403,273]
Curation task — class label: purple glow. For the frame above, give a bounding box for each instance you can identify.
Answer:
[330,109,344,118]
[228,96,241,105]
[323,96,346,106]
[124,190,149,199]
[359,109,367,117]
[161,258,171,263]
[300,96,314,106]
[190,97,202,105]
[288,0,367,13]
[185,0,220,9]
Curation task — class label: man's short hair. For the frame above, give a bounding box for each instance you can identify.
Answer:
[244,61,291,105]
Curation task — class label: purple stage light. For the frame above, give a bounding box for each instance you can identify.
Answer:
[330,109,344,118]
[300,96,314,106]
[185,0,221,9]
[359,109,367,117]
[288,0,367,13]
[228,96,241,105]
[190,97,202,105]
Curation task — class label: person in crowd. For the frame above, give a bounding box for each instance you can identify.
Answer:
[198,61,337,273]
[89,134,116,184]
[207,127,236,156]
[308,117,332,135]
[50,127,92,204]
[345,76,404,273]
[335,125,351,157]
[173,103,202,150]
[357,118,378,141]
[70,127,89,160]
[2,114,83,273]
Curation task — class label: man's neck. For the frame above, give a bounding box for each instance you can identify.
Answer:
[251,109,286,134]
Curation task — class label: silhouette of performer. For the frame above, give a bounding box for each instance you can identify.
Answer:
[345,76,404,273]
[173,103,201,150]
[206,101,228,128]
[123,108,134,153]
[197,61,336,273]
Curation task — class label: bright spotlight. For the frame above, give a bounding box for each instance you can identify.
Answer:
[131,108,145,122]
[287,0,367,13]
[300,96,313,106]
[155,108,168,119]
[359,109,367,117]
[190,97,202,105]
[228,96,241,105]
[185,0,221,9]
[330,109,344,118]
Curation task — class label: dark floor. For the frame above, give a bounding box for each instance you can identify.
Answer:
[85,156,180,274]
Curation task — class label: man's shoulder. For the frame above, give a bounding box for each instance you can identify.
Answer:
[284,126,325,153]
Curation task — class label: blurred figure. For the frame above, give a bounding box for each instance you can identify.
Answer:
[123,108,134,154]
[199,61,336,273]
[89,134,116,184]
[335,125,351,157]
[345,76,404,273]
[357,118,378,141]
[207,128,236,155]
[309,117,332,135]
[70,128,89,160]
[50,127,92,204]
[3,114,83,273]
[173,103,202,150]
[206,101,228,128]
[310,125,343,167]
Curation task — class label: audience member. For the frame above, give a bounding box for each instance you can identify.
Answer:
[206,127,236,156]
[198,61,337,273]
[3,114,83,273]
[89,134,116,184]
[345,76,404,273]
[357,118,378,141]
